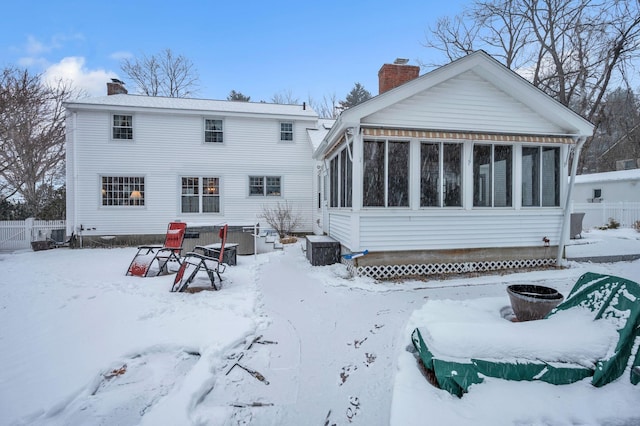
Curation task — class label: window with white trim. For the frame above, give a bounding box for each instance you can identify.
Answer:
[112,114,133,140]
[181,177,220,213]
[101,176,144,206]
[280,122,293,141]
[420,142,462,207]
[204,119,223,143]
[249,176,281,196]
[522,146,560,207]
[363,139,409,207]
[473,144,512,207]
[329,145,353,208]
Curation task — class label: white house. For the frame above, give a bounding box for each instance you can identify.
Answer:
[65,51,595,279]
[64,85,320,250]
[573,169,640,204]
[313,51,594,279]
[571,169,640,230]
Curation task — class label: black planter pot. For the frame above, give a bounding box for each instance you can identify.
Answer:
[507,284,564,321]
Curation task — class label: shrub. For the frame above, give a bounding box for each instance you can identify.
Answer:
[633,220,640,233]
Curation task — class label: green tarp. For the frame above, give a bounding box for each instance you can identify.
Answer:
[411,272,640,397]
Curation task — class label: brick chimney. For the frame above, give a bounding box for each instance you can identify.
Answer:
[107,78,127,95]
[378,58,420,94]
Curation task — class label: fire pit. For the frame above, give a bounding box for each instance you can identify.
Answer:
[507,284,564,321]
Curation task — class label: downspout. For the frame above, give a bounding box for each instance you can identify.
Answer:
[556,137,586,266]
[70,111,79,242]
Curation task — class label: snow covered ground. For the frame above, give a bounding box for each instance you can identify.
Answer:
[1,228,639,426]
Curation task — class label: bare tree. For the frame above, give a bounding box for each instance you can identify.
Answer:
[271,89,299,104]
[261,201,303,239]
[423,0,640,171]
[0,67,71,215]
[121,48,200,98]
[307,92,340,119]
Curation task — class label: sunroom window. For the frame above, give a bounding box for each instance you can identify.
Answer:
[473,144,512,207]
[420,142,462,207]
[522,146,560,207]
[329,145,352,208]
[363,140,409,207]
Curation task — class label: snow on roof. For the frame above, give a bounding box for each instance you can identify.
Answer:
[307,118,335,151]
[575,169,640,184]
[65,94,318,118]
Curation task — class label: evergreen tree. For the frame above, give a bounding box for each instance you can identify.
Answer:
[339,82,372,109]
[227,90,251,102]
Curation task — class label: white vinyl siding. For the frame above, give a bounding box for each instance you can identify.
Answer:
[363,71,566,135]
[67,108,315,235]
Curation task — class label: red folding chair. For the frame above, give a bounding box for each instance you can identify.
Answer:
[127,222,187,277]
[172,224,228,292]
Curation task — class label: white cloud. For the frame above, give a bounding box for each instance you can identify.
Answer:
[43,57,118,97]
[109,51,133,61]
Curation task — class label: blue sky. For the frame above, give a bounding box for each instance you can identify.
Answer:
[2,1,468,103]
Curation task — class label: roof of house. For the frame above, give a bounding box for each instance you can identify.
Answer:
[306,119,335,151]
[65,94,318,119]
[314,50,594,159]
[575,169,640,184]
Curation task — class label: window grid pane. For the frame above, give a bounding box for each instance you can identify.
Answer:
[266,176,281,196]
[101,176,144,206]
[249,176,264,195]
[202,177,220,212]
[181,177,199,213]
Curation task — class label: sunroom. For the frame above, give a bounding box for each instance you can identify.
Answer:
[313,52,593,279]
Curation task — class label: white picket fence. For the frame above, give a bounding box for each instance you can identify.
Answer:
[572,201,640,230]
[0,218,66,251]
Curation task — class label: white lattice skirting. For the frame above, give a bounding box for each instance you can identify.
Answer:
[343,258,556,280]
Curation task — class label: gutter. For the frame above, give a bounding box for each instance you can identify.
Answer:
[556,136,587,266]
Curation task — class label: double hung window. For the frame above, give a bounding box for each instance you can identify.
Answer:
[112,114,133,140]
[204,119,223,143]
[181,177,220,213]
[280,122,293,141]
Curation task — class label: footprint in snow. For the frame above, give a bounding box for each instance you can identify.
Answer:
[339,364,358,386]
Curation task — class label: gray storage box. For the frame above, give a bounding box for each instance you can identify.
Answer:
[306,235,341,266]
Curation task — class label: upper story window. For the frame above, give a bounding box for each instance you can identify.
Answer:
[420,142,462,207]
[363,139,409,207]
[522,146,560,207]
[112,114,133,140]
[280,122,293,142]
[249,176,281,196]
[205,119,223,143]
[473,144,513,207]
[101,176,144,206]
[181,177,220,213]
